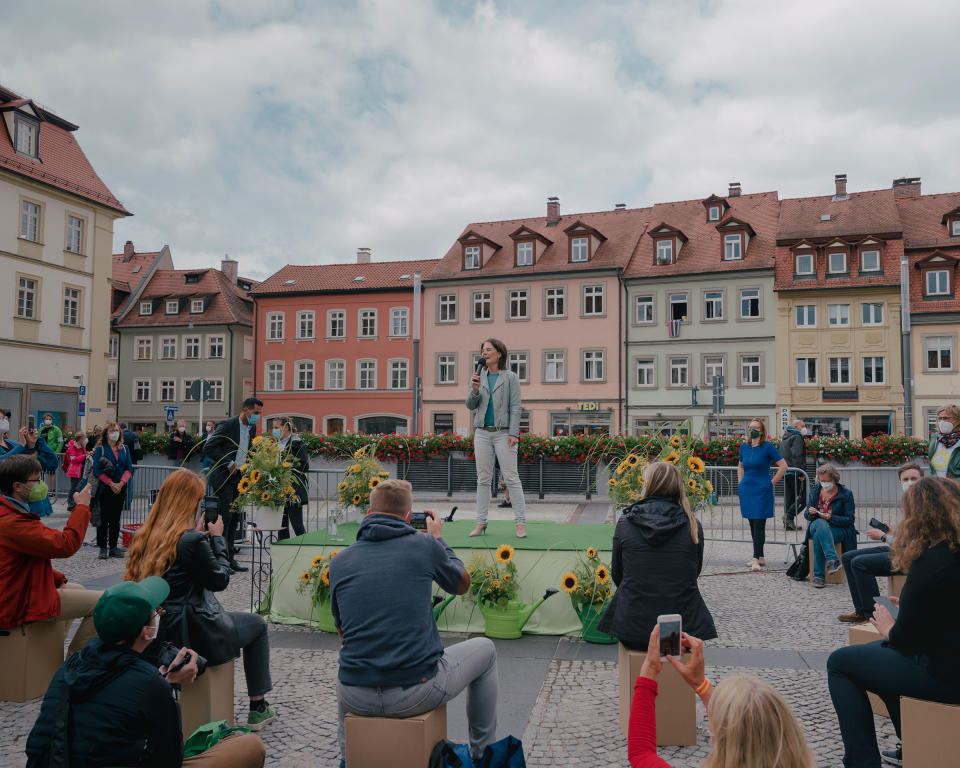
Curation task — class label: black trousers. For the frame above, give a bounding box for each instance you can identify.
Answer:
[277,503,306,540]
[748,518,766,559]
[67,476,83,510]
[215,477,241,561]
[783,471,807,520]
[96,486,124,549]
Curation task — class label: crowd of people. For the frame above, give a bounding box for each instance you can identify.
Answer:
[1,382,959,766]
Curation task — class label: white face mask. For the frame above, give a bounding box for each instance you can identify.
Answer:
[44,419,52,426]
[178,426,185,433]
[800,427,808,436]
[206,426,213,434]
[0,419,8,434]
[108,431,120,443]
[901,479,918,492]
[145,614,160,641]
[820,481,835,491]
[939,420,955,434]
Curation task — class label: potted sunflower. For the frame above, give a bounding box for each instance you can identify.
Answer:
[296,550,340,632]
[463,545,558,639]
[234,435,301,529]
[334,445,389,536]
[561,547,617,643]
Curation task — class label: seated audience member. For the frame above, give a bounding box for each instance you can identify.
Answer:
[25,577,266,768]
[629,626,814,768]
[837,463,922,623]
[168,419,195,463]
[929,403,960,479]
[272,418,310,540]
[804,463,857,588]
[598,461,717,647]
[331,479,497,765]
[827,477,960,767]
[124,468,277,730]
[0,455,100,655]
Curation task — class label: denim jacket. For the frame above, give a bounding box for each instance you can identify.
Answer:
[465,369,522,437]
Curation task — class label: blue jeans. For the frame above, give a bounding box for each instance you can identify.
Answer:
[810,518,844,579]
[337,637,498,761]
[828,640,960,767]
[841,546,895,617]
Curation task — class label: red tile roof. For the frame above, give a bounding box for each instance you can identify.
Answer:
[252,259,441,295]
[776,189,901,242]
[117,269,255,327]
[896,192,960,313]
[624,192,780,278]
[0,86,129,215]
[429,207,652,281]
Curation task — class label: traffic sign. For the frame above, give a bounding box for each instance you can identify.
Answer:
[90,408,102,413]
[190,379,213,401]
[78,401,86,416]
[164,406,179,425]
[78,385,86,396]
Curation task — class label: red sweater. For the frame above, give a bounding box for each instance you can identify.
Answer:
[628,677,672,768]
[0,496,90,629]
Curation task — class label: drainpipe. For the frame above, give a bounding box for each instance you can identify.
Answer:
[900,253,913,435]
[227,325,235,418]
[617,267,625,434]
[252,299,259,399]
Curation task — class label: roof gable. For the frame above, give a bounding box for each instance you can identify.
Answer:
[508,225,553,246]
[648,223,689,243]
[457,230,502,251]
[940,206,960,225]
[716,217,756,236]
[914,251,960,269]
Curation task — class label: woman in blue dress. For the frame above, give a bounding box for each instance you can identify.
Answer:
[738,417,787,571]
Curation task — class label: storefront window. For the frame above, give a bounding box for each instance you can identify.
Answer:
[551,411,611,437]
[707,418,749,439]
[861,414,891,437]
[632,419,690,437]
[30,391,78,432]
[802,415,851,438]
[357,416,408,435]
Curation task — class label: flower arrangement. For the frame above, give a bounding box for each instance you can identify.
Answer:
[464,544,520,609]
[296,550,340,607]
[336,445,389,513]
[232,435,300,513]
[561,546,614,608]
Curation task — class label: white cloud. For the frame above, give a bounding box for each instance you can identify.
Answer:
[2,0,958,279]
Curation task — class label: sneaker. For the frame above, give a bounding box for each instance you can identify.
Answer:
[109,546,127,558]
[98,548,109,560]
[783,516,798,531]
[881,743,902,766]
[837,612,866,623]
[813,577,826,588]
[247,703,277,731]
[826,559,842,575]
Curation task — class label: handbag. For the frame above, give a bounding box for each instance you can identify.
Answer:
[786,544,810,581]
[429,736,526,768]
[182,720,251,758]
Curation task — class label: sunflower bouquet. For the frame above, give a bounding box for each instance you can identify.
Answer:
[233,435,300,513]
[561,546,614,608]
[336,445,389,514]
[464,545,520,609]
[296,550,340,607]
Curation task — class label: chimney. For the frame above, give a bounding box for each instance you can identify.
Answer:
[834,173,848,199]
[220,255,238,284]
[728,182,741,198]
[357,247,372,264]
[614,203,626,211]
[546,196,560,224]
[893,177,921,199]
[123,240,135,261]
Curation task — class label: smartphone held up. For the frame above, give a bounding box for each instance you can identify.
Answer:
[657,613,682,658]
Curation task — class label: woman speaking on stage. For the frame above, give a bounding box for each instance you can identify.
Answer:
[466,338,527,539]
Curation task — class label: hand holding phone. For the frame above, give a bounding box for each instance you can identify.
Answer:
[874,596,899,620]
[657,613,682,658]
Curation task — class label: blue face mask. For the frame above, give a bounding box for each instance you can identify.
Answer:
[272,428,282,439]
[248,413,260,425]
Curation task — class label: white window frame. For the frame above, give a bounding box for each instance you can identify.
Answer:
[582,284,604,317]
[862,356,885,385]
[296,360,315,390]
[159,378,176,402]
[20,200,40,241]
[668,357,689,387]
[135,337,152,361]
[14,116,38,157]
[464,245,480,270]
[828,251,847,274]
[543,350,566,383]
[952,220,960,237]
[861,302,883,326]
[828,304,850,327]
[516,241,534,266]
[358,309,377,338]
[739,354,762,386]
[829,357,851,385]
[133,378,151,403]
[861,249,881,272]
[472,291,492,322]
[508,289,529,320]
[545,286,566,319]
[207,335,225,359]
[389,359,409,389]
[357,359,377,389]
[704,290,724,321]
[297,311,315,340]
[704,355,724,384]
[62,287,81,327]
[108,335,119,359]
[723,233,742,261]
[106,379,118,404]
[635,358,655,388]
[656,239,673,264]
[438,293,457,323]
[166,300,179,315]
[183,336,201,360]
[17,276,37,319]
[669,292,688,322]
[582,349,605,382]
[327,310,345,339]
[571,237,589,262]
[207,378,224,402]
[739,287,760,319]
[66,215,83,254]
[924,336,954,371]
[190,299,204,314]
[634,295,654,324]
[708,205,720,221]
[437,354,457,385]
[139,301,153,316]
[265,362,285,391]
[508,351,529,383]
[926,270,949,296]
[390,307,409,337]
[796,304,816,327]
[796,358,818,385]
[267,312,284,341]
[795,252,814,275]
[325,359,346,390]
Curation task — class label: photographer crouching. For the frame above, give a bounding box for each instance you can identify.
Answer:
[331,479,498,766]
[25,577,265,767]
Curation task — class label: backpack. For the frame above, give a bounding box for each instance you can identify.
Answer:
[429,736,526,768]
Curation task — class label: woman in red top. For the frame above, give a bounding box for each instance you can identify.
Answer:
[63,433,87,511]
[629,626,814,768]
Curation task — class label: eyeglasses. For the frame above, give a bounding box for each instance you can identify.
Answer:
[152,607,166,619]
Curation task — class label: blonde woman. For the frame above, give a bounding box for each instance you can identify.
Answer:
[928,403,960,479]
[125,469,277,731]
[629,626,815,767]
[597,461,717,647]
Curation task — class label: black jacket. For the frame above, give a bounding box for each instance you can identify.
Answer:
[779,428,807,470]
[123,429,143,464]
[25,638,182,768]
[202,416,255,493]
[167,431,194,463]
[157,530,240,666]
[281,435,310,505]
[597,496,717,645]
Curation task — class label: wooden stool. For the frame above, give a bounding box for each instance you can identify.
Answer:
[848,623,888,717]
[901,696,960,768]
[179,661,235,737]
[887,574,906,598]
[0,620,65,701]
[618,643,696,746]
[345,705,446,768]
[808,540,845,584]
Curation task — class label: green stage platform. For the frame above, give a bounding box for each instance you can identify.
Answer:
[267,520,614,636]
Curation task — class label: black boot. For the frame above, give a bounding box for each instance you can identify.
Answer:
[99,548,109,560]
[109,546,126,558]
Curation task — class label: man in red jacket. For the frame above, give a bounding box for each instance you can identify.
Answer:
[0,454,101,655]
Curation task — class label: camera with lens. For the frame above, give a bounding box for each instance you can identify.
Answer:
[410,511,433,530]
[157,641,208,677]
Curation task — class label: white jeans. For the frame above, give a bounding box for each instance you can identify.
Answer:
[474,429,526,525]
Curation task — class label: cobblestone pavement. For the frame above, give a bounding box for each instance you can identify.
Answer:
[2,499,903,767]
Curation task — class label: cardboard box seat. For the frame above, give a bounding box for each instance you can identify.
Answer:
[618,643,696,746]
[179,660,235,738]
[902,696,960,768]
[808,541,845,584]
[344,705,447,768]
[0,620,65,701]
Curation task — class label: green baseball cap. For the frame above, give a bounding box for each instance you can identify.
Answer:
[93,577,170,643]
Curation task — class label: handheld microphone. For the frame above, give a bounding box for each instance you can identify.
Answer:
[475,358,486,376]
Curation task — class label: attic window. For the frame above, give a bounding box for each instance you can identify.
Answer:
[708,206,721,222]
[399,274,412,280]
[191,299,204,313]
[185,274,202,284]
[570,237,589,263]
[139,301,153,316]
[656,240,674,265]
[352,276,366,283]
[283,279,297,285]
[132,265,141,273]
[951,220,960,237]
[820,214,831,222]
[165,300,179,315]
[14,115,38,158]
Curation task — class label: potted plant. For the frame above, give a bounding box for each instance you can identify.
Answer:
[296,550,340,632]
[333,445,389,535]
[233,435,301,530]
[561,547,616,643]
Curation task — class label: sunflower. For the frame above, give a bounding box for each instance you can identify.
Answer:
[321,567,330,586]
[353,447,367,459]
[300,571,311,583]
[329,550,340,558]
[687,478,698,491]
[595,565,610,584]
[369,477,381,489]
[250,469,261,484]
[252,435,263,445]
[282,461,292,468]
[586,547,598,560]
[490,579,501,591]
[496,544,514,563]
[378,471,390,479]
[284,485,295,496]
[561,573,578,593]
[311,555,325,568]
[261,491,271,502]
[706,480,714,493]
[670,435,681,447]
[348,464,361,474]
[687,456,706,474]
[337,481,348,491]
[664,452,680,465]
[237,478,251,494]
[239,463,250,473]
[616,461,629,476]
[626,454,640,466]
[484,569,493,579]
[502,572,512,582]
[352,493,362,505]
[608,478,618,487]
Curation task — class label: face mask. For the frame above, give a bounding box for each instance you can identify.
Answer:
[901,479,917,492]
[108,431,120,443]
[178,427,185,433]
[44,419,52,426]
[0,419,8,434]
[939,420,955,434]
[206,426,213,434]
[145,614,160,641]
[248,413,260,425]
[800,427,808,436]
[749,429,760,439]
[820,481,834,491]
[28,480,49,503]
[272,428,282,439]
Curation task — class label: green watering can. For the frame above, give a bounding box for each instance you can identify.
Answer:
[479,588,559,640]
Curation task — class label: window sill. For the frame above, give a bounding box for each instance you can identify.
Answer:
[296,337,316,342]
[793,273,817,280]
[63,249,86,258]
[436,319,459,325]
[60,324,85,330]
[826,272,851,279]
[388,335,411,340]
[265,338,285,343]
[580,313,607,319]
[14,315,40,323]
[17,236,44,245]
[470,318,493,323]
[581,379,607,385]
[357,336,378,341]
[325,336,347,341]
[738,316,763,322]
[858,270,883,277]
[507,317,530,322]
[543,315,568,321]
[542,379,567,385]
[702,317,726,323]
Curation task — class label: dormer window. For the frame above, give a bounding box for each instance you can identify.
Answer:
[941,208,960,236]
[464,246,480,269]
[708,206,720,222]
[861,249,881,272]
[166,300,179,315]
[828,251,847,274]
[796,252,814,275]
[926,270,950,296]
[723,234,742,261]
[516,241,533,266]
[952,220,960,237]
[571,237,589,262]
[139,301,153,316]
[656,240,673,264]
[185,273,202,284]
[701,195,729,222]
[191,299,204,314]
[14,115,38,158]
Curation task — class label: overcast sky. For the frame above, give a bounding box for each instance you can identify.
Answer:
[3,0,959,279]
